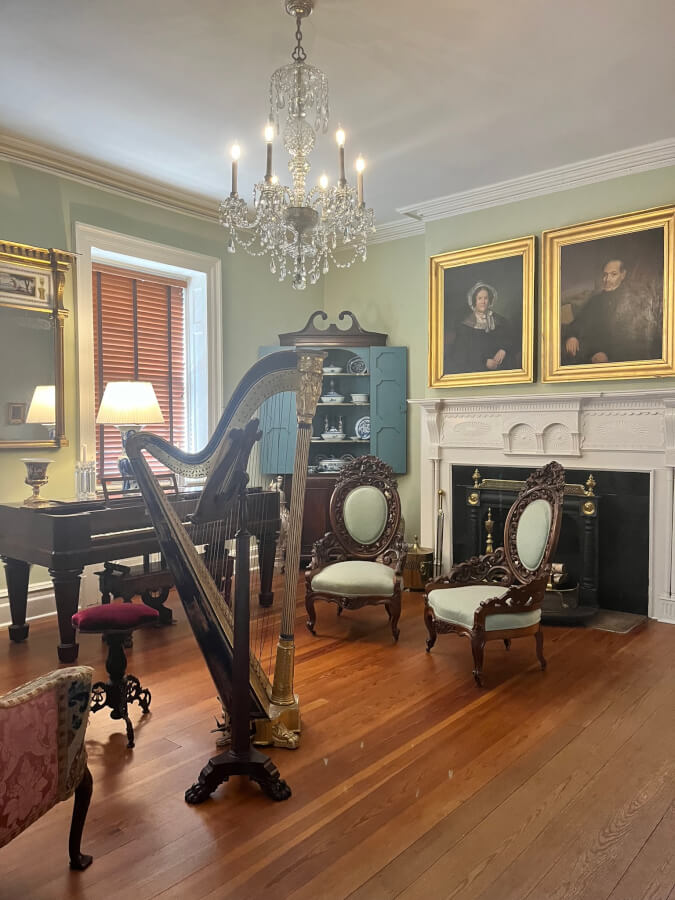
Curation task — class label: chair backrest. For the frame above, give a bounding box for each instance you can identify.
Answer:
[503,461,564,584]
[329,456,401,560]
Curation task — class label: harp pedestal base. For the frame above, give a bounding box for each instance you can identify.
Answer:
[185,746,292,803]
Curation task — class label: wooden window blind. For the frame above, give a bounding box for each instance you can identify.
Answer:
[92,263,186,480]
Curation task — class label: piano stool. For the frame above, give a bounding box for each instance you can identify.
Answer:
[71,603,159,748]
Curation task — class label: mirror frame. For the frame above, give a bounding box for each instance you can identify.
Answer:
[0,240,73,449]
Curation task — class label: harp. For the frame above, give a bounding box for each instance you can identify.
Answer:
[126,349,323,801]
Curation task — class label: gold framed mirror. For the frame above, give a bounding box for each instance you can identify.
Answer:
[0,241,73,449]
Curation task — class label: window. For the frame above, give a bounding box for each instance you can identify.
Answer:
[75,223,223,484]
[92,264,186,479]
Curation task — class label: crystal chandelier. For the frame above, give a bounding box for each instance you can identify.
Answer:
[219,0,375,290]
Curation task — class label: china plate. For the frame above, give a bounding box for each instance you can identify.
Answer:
[354,416,370,440]
[346,356,368,375]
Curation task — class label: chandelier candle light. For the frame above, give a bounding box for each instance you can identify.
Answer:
[219,0,375,290]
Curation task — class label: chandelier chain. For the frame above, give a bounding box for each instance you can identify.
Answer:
[291,16,307,62]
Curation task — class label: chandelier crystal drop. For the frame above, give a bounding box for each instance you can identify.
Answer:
[218,0,375,290]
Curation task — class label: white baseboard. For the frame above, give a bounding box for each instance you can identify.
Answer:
[0,581,56,628]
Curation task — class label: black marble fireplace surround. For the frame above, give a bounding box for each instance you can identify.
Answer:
[452,465,649,616]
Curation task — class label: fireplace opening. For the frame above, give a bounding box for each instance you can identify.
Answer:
[451,465,649,617]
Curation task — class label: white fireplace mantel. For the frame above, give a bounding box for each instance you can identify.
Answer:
[410,389,675,623]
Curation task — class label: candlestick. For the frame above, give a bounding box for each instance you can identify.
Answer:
[336,128,346,185]
[230,144,240,195]
[355,156,365,206]
[264,124,274,182]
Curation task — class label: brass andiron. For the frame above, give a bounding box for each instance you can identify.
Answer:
[484,507,494,553]
[21,458,52,507]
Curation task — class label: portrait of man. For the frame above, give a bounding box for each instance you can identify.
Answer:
[559,228,664,367]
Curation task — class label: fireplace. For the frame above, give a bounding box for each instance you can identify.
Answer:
[411,389,675,623]
[451,464,649,617]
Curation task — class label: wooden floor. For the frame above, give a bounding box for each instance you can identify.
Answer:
[2,586,675,900]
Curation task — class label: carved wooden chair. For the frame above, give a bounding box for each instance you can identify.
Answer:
[424,461,564,686]
[305,456,406,641]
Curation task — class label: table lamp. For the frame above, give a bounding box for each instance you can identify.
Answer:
[26,384,56,439]
[96,381,164,488]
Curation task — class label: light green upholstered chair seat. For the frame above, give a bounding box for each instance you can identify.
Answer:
[427,585,542,631]
[311,560,396,598]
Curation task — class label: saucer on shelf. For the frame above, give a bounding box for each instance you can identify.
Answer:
[346,355,368,375]
[354,416,370,440]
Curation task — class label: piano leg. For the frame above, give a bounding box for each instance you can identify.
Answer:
[2,556,31,643]
[49,567,84,663]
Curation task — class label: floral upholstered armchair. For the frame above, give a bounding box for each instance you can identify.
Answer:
[0,666,94,870]
[305,456,406,641]
[424,461,564,686]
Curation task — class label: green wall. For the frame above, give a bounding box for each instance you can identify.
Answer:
[323,164,675,538]
[0,160,321,505]
[1,157,674,576]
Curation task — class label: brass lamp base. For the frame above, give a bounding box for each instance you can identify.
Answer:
[21,457,52,507]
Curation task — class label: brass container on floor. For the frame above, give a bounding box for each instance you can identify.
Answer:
[402,536,434,591]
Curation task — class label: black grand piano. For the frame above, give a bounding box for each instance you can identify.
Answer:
[0,489,279,662]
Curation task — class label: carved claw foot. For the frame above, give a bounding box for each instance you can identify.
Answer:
[472,669,483,687]
[272,722,300,749]
[306,620,316,635]
[425,635,436,652]
[504,639,511,650]
[185,775,227,805]
[255,776,292,802]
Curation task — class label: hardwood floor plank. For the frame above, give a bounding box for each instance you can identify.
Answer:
[1,587,674,900]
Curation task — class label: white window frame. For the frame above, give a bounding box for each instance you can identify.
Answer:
[74,222,223,464]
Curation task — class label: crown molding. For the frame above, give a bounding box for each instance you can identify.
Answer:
[368,217,425,244]
[397,137,675,224]
[0,132,219,222]
[3,132,674,245]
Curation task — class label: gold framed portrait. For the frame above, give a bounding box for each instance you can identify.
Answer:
[428,235,534,388]
[542,205,675,382]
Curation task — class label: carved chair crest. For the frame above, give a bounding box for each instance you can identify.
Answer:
[504,460,564,584]
[328,455,402,560]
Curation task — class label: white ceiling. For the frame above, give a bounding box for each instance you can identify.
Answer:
[2,0,675,225]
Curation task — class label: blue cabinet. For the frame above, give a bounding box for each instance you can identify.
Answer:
[258,344,407,475]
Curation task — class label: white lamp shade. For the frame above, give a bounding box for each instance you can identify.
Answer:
[26,385,56,424]
[96,381,164,426]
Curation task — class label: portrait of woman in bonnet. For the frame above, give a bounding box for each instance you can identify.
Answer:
[443,281,516,374]
[430,235,533,388]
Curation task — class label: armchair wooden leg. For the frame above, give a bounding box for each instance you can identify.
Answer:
[69,765,93,871]
[535,626,547,670]
[504,639,511,650]
[471,633,485,687]
[305,594,317,635]
[387,596,401,642]
[424,604,437,652]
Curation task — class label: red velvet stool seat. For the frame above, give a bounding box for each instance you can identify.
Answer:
[72,603,159,748]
